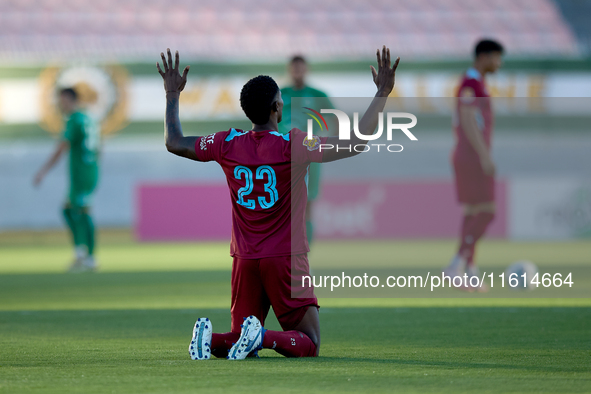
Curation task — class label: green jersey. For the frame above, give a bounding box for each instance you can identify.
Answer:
[62,111,100,193]
[278,86,334,136]
[279,85,333,202]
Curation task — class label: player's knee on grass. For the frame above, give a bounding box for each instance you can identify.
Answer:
[293,306,320,350]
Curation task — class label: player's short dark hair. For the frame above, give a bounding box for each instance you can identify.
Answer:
[240,75,280,125]
[60,87,78,101]
[475,39,504,57]
[290,55,307,64]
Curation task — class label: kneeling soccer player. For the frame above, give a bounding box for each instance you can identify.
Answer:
[157,47,399,359]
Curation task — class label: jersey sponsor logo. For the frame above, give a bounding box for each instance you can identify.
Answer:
[200,133,215,150]
[303,135,321,151]
[39,65,129,136]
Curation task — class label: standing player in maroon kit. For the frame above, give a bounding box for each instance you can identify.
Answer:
[157,47,399,359]
[444,39,504,290]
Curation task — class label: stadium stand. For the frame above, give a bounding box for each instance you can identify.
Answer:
[553,0,591,55]
[0,0,581,62]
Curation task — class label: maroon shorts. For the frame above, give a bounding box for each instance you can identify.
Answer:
[230,254,319,333]
[453,158,495,204]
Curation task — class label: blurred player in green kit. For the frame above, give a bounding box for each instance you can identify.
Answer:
[34,88,100,272]
[279,55,334,245]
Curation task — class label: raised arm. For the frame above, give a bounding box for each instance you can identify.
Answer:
[157,49,199,160]
[322,46,400,163]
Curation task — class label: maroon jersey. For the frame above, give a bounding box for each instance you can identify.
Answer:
[453,67,493,163]
[194,128,327,258]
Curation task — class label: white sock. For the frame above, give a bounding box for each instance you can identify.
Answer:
[467,265,480,277]
[83,256,96,267]
[447,254,464,271]
[75,246,88,260]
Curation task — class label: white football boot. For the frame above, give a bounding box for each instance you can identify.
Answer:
[227,315,265,360]
[189,318,212,360]
[443,254,476,292]
[67,246,88,273]
[68,257,98,273]
[443,253,466,280]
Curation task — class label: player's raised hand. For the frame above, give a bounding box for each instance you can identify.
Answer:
[370,45,400,97]
[157,48,190,94]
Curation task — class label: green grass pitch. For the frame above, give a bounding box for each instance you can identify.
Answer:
[0,232,590,393]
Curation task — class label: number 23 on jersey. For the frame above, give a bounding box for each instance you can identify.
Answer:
[234,165,278,210]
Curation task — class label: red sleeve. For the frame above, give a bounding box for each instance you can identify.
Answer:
[290,128,328,165]
[457,79,483,107]
[194,131,226,162]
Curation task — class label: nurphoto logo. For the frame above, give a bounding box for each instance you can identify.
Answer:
[305,108,418,153]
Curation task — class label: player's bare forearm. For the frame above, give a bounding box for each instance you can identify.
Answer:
[354,88,390,143]
[46,140,68,169]
[322,92,388,162]
[157,49,198,160]
[322,46,399,163]
[164,92,198,160]
[34,140,68,186]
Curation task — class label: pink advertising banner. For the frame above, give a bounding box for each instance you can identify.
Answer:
[311,181,506,239]
[136,183,232,241]
[136,181,506,241]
